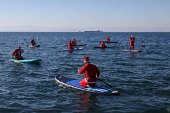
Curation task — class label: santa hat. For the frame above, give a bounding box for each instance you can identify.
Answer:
[83,57,90,63]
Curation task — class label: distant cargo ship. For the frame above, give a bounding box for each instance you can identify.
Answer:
[84,30,103,32]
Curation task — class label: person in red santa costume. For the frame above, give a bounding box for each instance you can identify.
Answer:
[68,40,74,49]
[12,45,24,60]
[100,41,106,47]
[72,38,77,46]
[31,38,36,46]
[129,34,136,50]
[78,56,100,88]
[106,36,110,42]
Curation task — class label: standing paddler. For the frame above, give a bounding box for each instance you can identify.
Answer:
[129,34,136,50]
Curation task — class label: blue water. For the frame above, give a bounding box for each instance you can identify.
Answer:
[0,32,170,113]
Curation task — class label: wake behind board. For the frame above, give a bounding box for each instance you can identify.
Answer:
[124,49,142,52]
[55,76,120,96]
[94,46,115,49]
[9,58,41,63]
[100,41,118,43]
[62,48,83,51]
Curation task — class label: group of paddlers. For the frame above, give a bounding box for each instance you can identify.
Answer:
[11,34,136,88]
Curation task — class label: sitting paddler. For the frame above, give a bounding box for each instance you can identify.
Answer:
[72,38,77,46]
[129,34,136,50]
[100,41,106,47]
[12,45,24,60]
[78,57,100,88]
[106,36,110,42]
[31,38,36,46]
[68,40,74,49]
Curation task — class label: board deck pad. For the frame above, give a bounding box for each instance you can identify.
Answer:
[124,49,142,52]
[55,75,120,95]
[9,58,41,63]
[62,48,83,51]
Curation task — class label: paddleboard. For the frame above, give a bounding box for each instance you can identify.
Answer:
[9,58,41,63]
[62,48,83,51]
[64,44,86,46]
[100,41,118,43]
[94,46,115,48]
[28,45,40,48]
[55,76,120,95]
[124,49,142,52]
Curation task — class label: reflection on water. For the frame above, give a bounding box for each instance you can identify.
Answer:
[73,92,99,112]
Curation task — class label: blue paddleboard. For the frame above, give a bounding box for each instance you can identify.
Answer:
[9,58,41,63]
[55,76,120,95]
[62,48,83,51]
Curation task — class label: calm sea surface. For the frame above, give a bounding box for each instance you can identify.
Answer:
[0,32,170,113]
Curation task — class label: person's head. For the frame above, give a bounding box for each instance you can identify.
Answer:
[73,38,75,40]
[101,41,104,43]
[18,45,21,49]
[83,56,90,64]
[69,40,71,44]
[32,38,34,40]
[131,34,133,37]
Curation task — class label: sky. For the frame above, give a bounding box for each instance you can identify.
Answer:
[0,0,170,32]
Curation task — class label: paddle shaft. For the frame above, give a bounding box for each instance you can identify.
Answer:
[67,64,114,88]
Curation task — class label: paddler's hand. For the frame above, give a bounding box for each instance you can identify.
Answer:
[78,69,80,73]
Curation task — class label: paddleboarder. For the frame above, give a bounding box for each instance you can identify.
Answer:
[68,40,74,49]
[12,45,24,60]
[78,57,100,88]
[100,41,106,47]
[129,34,136,50]
[72,38,77,46]
[106,36,110,42]
[31,38,36,46]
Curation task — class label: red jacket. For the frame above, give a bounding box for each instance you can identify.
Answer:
[106,37,110,42]
[78,63,100,78]
[31,40,36,46]
[129,37,136,43]
[68,43,73,49]
[72,40,77,46]
[100,42,105,47]
[12,49,22,57]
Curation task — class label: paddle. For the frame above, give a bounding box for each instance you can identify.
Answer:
[67,64,115,88]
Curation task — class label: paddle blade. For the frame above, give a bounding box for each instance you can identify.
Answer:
[142,45,145,48]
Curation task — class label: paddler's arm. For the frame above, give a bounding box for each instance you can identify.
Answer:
[78,66,85,74]
[12,49,17,57]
